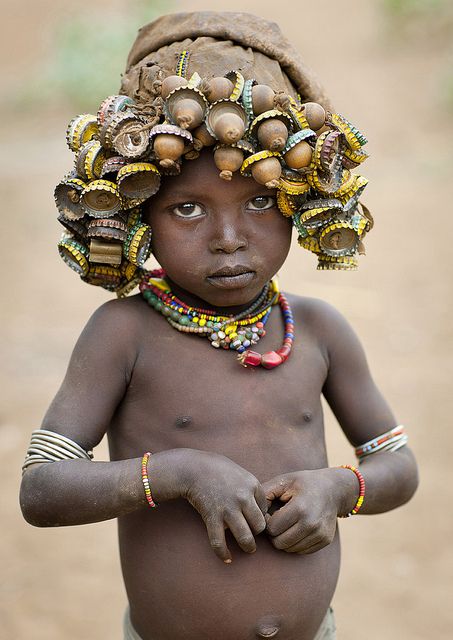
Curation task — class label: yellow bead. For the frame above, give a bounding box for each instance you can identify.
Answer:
[230,332,238,340]
[225,325,236,335]
[193,316,199,323]
[199,318,206,326]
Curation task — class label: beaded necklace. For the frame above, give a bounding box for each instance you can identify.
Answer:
[139,269,294,369]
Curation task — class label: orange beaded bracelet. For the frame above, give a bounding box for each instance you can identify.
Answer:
[339,464,365,517]
[141,452,157,508]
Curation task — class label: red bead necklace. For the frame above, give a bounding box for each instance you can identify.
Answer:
[237,291,294,369]
[139,270,294,370]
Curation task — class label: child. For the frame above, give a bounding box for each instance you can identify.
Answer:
[20,11,418,640]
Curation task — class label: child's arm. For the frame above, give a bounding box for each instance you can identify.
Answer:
[20,300,267,563]
[263,299,418,554]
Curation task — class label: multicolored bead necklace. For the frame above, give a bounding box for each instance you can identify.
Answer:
[139,269,294,369]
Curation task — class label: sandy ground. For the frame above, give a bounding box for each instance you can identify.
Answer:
[1,0,453,638]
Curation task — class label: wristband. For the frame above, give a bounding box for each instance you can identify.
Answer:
[355,425,408,461]
[141,452,157,508]
[339,464,365,517]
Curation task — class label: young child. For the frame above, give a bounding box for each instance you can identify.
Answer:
[20,11,418,640]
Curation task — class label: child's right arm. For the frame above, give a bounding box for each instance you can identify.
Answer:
[19,301,267,563]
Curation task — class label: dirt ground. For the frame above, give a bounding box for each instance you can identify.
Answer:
[1,1,452,638]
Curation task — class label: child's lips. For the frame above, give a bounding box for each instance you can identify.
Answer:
[206,267,256,289]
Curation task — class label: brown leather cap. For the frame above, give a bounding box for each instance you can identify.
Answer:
[121,11,332,110]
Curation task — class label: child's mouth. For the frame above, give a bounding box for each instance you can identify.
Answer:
[207,267,256,289]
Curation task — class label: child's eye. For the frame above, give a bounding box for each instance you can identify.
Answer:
[247,196,276,211]
[172,203,204,218]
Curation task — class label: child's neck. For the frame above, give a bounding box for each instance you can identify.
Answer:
[166,276,267,317]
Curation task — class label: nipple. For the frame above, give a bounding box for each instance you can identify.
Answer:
[255,616,281,638]
[175,416,192,429]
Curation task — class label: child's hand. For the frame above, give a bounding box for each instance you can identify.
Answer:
[262,469,349,555]
[181,450,268,563]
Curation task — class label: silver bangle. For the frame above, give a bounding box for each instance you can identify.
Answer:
[22,429,94,475]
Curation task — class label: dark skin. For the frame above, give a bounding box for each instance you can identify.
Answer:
[20,152,418,640]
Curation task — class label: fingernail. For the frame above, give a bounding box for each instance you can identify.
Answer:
[224,558,232,564]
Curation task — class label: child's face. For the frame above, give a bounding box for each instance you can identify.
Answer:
[145,151,292,309]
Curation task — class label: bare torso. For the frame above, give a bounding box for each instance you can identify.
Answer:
[108,293,340,640]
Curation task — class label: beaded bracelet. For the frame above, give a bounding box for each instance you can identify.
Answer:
[141,452,157,508]
[339,464,365,517]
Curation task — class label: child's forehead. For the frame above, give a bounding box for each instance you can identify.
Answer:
[153,150,268,202]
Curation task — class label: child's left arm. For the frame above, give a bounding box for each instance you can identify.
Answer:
[263,300,419,555]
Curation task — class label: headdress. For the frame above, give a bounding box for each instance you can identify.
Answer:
[54,11,372,295]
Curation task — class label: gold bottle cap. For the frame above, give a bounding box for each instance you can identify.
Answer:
[240,150,282,176]
[225,70,245,101]
[317,254,358,270]
[298,235,320,254]
[76,140,107,181]
[299,198,343,228]
[330,113,368,151]
[117,163,161,200]
[81,180,122,218]
[58,237,90,276]
[248,109,293,139]
[66,114,99,153]
[276,190,300,217]
[319,221,359,257]
[124,223,152,267]
[82,265,123,291]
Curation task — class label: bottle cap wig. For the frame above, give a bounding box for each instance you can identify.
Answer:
[55,11,372,295]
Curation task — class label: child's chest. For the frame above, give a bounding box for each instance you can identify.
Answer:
[111,310,330,477]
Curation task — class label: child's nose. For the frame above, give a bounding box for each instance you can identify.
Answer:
[208,213,248,254]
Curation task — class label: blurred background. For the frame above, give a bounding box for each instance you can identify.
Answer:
[1,0,452,638]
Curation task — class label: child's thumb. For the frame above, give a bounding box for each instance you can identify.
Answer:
[261,476,288,501]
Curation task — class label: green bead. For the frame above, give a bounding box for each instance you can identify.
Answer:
[162,306,171,316]
[178,315,190,325]
[155,301,163,312]
[171,310,181,322]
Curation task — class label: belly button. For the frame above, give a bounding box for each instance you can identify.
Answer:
[255,619,281,638]
[303,411,313,423]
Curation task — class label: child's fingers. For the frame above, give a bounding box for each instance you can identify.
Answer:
[261,477,286,501]
[254,484,269,515]
[224,512,257,554]
[265,502,299,537]
[242,499,266,535]
[268,521,304,550]
[203,515,232,563]
[286,533,329,555]
[282,526,336,554]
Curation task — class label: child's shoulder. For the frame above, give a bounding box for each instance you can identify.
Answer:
[77,294,155,356]
[285,292,363,364]
[287,293,351,335]
[85,293,148,330]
